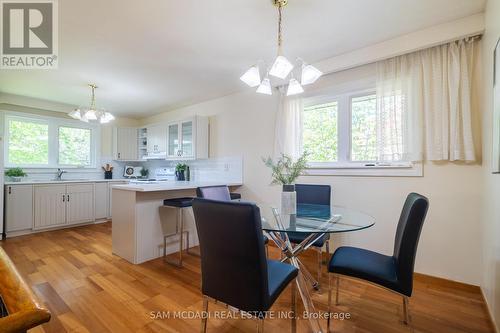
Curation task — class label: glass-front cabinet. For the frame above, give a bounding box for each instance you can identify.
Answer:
[166,117,205,160]
[181,121,193,157]
[167,123,179,158]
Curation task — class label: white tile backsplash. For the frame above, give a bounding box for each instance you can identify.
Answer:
[5,156,243,184]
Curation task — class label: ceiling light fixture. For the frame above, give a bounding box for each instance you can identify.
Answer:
[69,84,115,124]
[240,0,323,96]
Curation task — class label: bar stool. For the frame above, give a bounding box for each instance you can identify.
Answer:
[159,197,195,267]
[230,192,241,201]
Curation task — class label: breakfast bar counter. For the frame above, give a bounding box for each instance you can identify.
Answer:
[111,181,242,264]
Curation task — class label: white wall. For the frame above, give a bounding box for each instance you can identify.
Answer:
[481,0,500,330]
[141,63,484,286]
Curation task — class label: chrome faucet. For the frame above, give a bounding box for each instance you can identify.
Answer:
[56,168,67,181]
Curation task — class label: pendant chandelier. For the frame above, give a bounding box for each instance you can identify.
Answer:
[68,84,115,124]
[240,0,323,96]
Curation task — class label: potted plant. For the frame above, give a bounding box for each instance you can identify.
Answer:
[5,167,27,182]
[175,163,188,181]
[140,168,149,179]
[263,152,308,215]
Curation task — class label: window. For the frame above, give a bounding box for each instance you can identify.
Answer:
[4,113,98,168]
[351,94,377,161]
[58,126,92,166]
[7,118,49,165]
[303,102,338,162]
[302,90,420,176]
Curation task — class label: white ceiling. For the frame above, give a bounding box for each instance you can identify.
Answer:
[0,0,486,118]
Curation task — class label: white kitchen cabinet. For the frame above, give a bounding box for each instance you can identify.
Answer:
[113,127,138,160]
[5,185,33,234]
[95,183,109,220]
[34,185,67,229]
[146,125,167,158]
[166,116,208,160]
[66,184,94,225]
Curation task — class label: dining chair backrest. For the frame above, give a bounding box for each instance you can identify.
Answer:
[393,192,429,295]
[296,184,331,206]
[196,185,231,201]
[191,198,269,311]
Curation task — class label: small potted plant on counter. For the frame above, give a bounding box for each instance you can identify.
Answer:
[5,167,27,182]
[263,152,308,215]
[140,168,149,179]
[175,163,187,181]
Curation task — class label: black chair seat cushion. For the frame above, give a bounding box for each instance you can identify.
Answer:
[287,232,328,247]
[163,197,194,208]
[328,246,405,295]
[230,192,242,200]
[266,260,298,308]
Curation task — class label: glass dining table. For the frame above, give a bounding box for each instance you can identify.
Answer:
[259,203,375,333]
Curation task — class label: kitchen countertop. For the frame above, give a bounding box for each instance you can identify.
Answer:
[112,180,242,192]
[4,179,130,185]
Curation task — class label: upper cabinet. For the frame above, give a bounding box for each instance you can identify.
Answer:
[166,116,208,160]
[146,125,167,159]
[113,127,139,160]
[113,116,208,161]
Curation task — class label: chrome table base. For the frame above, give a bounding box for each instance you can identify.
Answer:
[267,230,326,333]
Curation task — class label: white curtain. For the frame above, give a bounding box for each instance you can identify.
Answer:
[274,93,303,160]
[376,37,478,162]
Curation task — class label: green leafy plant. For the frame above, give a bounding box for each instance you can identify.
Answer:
[175,163,187,172]
[140,168,149,178]
[5,167,27,178]
[262,152,309,185]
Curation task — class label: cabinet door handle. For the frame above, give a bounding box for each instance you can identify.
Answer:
[67,194,70,202]
[8,187,11,194]
[118,152,121,159]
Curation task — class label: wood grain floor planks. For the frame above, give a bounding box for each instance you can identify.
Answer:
[0,222,494,333]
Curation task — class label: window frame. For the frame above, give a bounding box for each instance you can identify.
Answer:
[302,89,422,177]
[4,112,99,169]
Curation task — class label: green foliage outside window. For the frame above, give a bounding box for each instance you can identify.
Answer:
[59,127,91,166]
[351,95,377,161]
[8,119,49,165]
[302,102,338,162]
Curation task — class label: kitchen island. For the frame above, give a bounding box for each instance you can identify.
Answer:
[111,181,242,264]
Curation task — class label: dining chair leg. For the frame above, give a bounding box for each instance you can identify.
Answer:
[257,318,264,333]
[335,275,340,306]
[325,239,330,264]
[402,296,410,325]
[317,248,322,289]
[327,273,332,333]
[291,280,297,333]
[201,296,209,333]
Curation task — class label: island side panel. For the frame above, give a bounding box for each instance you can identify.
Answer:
[135,189,199,264]
[112,189,137,263]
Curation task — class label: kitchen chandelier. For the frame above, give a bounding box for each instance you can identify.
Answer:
[68,84,115,124]
[240,0,323,96]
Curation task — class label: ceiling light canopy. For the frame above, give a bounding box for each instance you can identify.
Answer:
[69,84,115,124]
[240,0,323,96]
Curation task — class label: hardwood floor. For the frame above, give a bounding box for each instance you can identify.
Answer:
[0,222,494,333]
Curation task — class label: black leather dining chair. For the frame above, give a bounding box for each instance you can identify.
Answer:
[197,185,269,248]
[196,185,231,201]
[327,193,429,330]
[287,184,331,289]
[192,198,298,333]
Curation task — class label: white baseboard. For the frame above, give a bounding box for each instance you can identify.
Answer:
[481,287,499,333]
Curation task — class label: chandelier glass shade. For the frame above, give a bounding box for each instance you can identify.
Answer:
[240,0,322,96]
[69,84,115,124]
